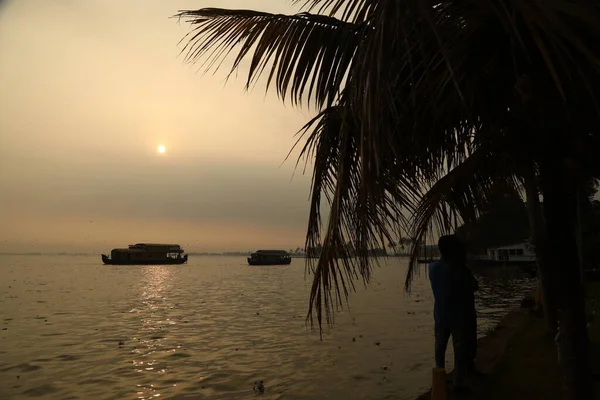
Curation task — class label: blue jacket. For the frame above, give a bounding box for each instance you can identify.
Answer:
[429,259,477,326]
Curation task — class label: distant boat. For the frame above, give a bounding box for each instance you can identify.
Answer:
[101,243,188,265]
[247,250,292,266]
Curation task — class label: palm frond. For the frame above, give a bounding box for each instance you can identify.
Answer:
[339,0,600,164]
[293,0,373,23]
[295,104,414,332]
[176,8,363,108]
[404,144,522,291]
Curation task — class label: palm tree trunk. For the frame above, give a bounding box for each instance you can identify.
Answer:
[539,159,592,399]
[576,188,585,292]
[523,167,558,333]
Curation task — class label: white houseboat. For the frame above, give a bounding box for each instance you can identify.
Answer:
[485,241,536,263]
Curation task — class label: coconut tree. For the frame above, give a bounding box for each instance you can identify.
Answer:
[522,166,558,332]
[176,1,600,397]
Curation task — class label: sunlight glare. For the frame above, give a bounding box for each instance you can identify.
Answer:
[157,145,166,154]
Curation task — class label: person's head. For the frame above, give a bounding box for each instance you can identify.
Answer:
[438,234,466,263]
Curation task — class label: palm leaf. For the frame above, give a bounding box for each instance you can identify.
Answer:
[404,143,522,290]
[175,8,364,108]
[293,0,373,23]
[294,103,416,331]
[341,0,600,161]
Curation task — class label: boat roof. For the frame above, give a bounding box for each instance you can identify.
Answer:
[113,248,146,253]
[487,241,531,250]
[255,250,289,254]
[129,243,181,248]
[113,247,184,253]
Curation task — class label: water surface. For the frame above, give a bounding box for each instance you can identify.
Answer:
[0,255,534,399]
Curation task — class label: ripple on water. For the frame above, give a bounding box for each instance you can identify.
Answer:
[22,384,58,397]
[78,378,118,386]
[40,332,67,337]
[55,354,80,361]
[168,352,192,359]
[1,363,42,373]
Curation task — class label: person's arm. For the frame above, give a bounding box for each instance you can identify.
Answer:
[458,264,478,292]
[469,270,479,292]
[428,263,443,300]
[449,266,477,302]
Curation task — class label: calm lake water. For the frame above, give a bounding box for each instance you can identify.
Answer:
[0,255,534,400]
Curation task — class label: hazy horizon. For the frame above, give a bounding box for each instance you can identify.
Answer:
[0,1,318,253]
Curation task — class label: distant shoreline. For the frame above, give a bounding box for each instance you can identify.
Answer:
[0,252,415,257]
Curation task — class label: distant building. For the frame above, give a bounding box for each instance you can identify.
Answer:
[485,241,535,262]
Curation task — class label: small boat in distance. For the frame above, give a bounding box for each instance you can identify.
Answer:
[102,243,188,265]
[247,250,291,266]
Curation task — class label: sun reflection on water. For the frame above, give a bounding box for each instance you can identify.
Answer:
[140,266,173,300]
[130,266,178,399]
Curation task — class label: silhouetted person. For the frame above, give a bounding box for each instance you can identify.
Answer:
[429,234,479,391]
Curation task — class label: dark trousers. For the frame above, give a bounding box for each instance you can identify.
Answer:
[434,319,477,385]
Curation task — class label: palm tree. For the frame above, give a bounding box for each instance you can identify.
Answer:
[522,167,558,333]
[175,2,600,397]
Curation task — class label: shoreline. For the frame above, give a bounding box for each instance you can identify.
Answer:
[415,291,536,399]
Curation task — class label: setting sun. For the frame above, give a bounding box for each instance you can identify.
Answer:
[157,145,166,154]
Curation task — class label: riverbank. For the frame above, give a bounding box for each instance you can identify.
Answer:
[417,282,600,399]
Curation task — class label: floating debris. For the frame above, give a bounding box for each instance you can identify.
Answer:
[118,340,125,346]
[381,366,388,371]
[352,337,356,342]
[374,342,381,346]
[253,380,265,395]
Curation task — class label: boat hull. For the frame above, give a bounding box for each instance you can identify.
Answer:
[102,254,188,265]
[247,258,291,266]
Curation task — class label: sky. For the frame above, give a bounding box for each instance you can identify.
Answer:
[0,0,318,253]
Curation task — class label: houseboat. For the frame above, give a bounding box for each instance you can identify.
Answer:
[484,241,536,263]
[466,241,537,275]
[101,243,188,265]
[247,250,292,266]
